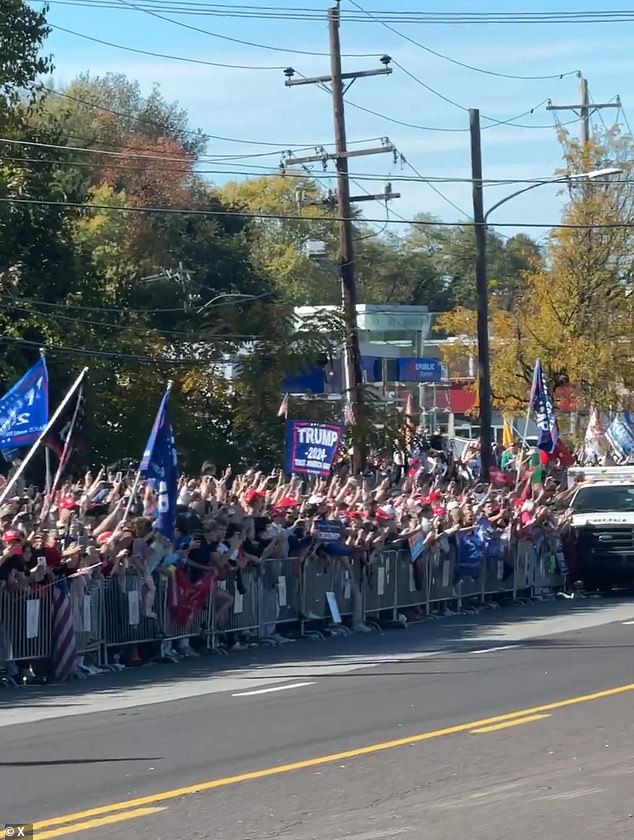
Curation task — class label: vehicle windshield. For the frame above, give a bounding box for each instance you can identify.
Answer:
[571,484,634,513]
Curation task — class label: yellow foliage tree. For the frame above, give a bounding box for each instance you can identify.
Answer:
[436,129,634,411]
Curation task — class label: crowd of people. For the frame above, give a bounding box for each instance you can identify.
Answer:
[0,429,575,681]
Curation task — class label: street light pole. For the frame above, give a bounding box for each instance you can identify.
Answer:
[469,108,494,481]
[466,106,621,482]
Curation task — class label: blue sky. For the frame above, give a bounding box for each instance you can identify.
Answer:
[36,0,634,241]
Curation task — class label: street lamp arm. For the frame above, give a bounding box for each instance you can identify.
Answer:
[482,167,621,225]
[483,180,561,225]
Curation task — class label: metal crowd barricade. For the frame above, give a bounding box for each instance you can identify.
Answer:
[329,556,357,624]
[514,540,536,598]
[393,549,428,616]
[302,554,334,626]
[212,567,260,646]
[363,549,398,623]
[0,586,52,664]
[481,547,515,599]
[102,574,162,650]
[529,541,565,596]
[265,557,302,637]
[71,579,105,665]
[427,545,457,606]
[0,535,573,679]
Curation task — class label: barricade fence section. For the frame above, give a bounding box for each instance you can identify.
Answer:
[0,540,564,677]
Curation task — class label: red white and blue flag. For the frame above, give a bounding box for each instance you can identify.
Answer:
[529,359,559,454]
[52,579,77,682]
[167,567,215,630]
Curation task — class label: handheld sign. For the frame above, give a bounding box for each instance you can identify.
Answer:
[285,420,344,477]
[408,531,426,562]
[315,518,344,543]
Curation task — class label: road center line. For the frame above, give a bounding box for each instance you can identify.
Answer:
[470,713,551,734]
[31,681,634,833]
[469,645,521,655]
[5,807,166,840]
[232,682,316,697]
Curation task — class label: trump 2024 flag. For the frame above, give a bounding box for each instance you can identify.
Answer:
[529,359,559,455]
[0,356,48,451]
[140,386,178,539]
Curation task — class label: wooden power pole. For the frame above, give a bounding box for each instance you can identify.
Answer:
[284,3,397,473]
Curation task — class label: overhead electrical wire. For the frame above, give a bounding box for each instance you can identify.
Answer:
[49,24,287,70]
[399,155,471,220]
[34,1,634,24]
[6,152,629,189]
[0,292,270,315]
[342,95,580,133]
[347,0,580,81]
[0,334,221,365]
[1,194,629,229]
[111,0,381,56]
[42,33,575,136]
[41,86,388,156]
[0,300,271,341]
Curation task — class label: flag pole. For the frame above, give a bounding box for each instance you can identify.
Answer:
[39,349,52,496]
[0,367,88,508]
[40,374,86,523]
[515,360,538,490]
[121,380,174,525]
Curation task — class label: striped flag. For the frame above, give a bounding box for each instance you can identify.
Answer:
[343,401,355,426]
[403,392,416,446]
[44,383,86,476]
[52,579,77,682]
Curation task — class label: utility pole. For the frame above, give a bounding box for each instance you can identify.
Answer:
[284,2,396,473]
[546,75,620,146]
[469,109,493,482]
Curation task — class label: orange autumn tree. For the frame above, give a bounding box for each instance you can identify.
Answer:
[436,128,634,411]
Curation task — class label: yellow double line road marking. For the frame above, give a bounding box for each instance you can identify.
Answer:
[26,808,166,840]
[470,713,551,734]
[20,681,634,838]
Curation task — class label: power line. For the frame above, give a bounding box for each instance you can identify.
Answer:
[5,146,631,189]
[111,0,382,56]
[35,2,634,24]
[0,293,270,316]
[1,194,631,229]
[0,334,214,365]
[49,23,286,70]
[398,155,471,220]
[343,95,580,133]
[41,87,387,155]
[347,0,581,81]
[41,41,573,138]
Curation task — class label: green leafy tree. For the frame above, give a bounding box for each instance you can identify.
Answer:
[1,0,51,115]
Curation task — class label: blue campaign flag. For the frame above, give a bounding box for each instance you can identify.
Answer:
[139,387,178,539]
[529,359,559,454]
[0,357,49,450]
[605,413,634,461]
[285,420,344,477]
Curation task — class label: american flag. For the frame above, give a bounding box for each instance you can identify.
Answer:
[403,392,416,446]
[44,383,86,476]
[52,579,77,681]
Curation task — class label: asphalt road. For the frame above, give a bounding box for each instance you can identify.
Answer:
[2,596,634,840]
